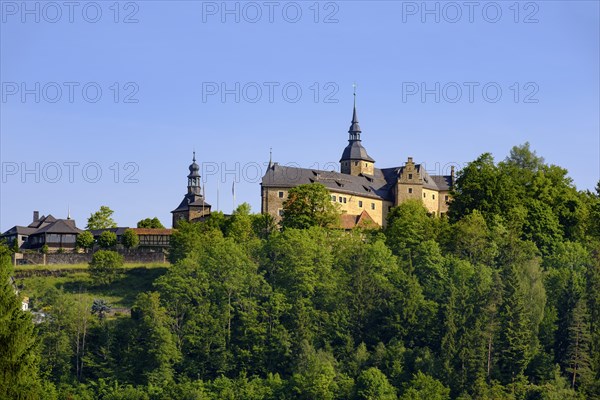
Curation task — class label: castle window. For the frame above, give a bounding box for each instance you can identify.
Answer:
[278,209,284,217]
[278,191,284,198]
[371,203,375,210]
[331,195,336,201]
[408,188,413,194]
[445,195,449,201]
[343,197,347,204]
[423,193,426,198]
[359,200,363,207]
[432,194,435,200]
[408,173,413,179]
[339,196,343,202]
[354,161,359,166]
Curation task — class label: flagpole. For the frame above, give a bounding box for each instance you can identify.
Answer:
[217,177,220,212]
[202,184,205,217]
[232,181,236,212]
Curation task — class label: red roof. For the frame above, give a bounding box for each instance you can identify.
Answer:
[131,228,173,235]
[338,211,378,230]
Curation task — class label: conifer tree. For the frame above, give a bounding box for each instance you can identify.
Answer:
[565,297,593,390]
[0,244,43,399]
[496,264,531,384]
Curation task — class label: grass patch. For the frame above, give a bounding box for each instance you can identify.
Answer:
[18,263,170,309]
[15,263,89,272]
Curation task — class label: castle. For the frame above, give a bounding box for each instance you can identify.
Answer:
[170,95,455,229]
[260,95,454,227]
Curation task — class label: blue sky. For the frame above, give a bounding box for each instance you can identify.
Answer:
[1,1,599,231]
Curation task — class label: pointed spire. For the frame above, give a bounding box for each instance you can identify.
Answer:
[67,205,71,220]
[193,150,196,163]
[349,83,361,141]
[268,147,273,169]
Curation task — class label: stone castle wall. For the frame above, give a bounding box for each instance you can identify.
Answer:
[16,250,166,266]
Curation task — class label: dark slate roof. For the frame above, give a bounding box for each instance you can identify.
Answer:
[262,163,395,201]
[262,162,452,199]
[1,226,37,236]
[28,214,56,229]
[340,141,375,163]
[188,152,201,178]
[349,105,361,134]
[171,193,212,213]
[431,175,452,191]
[33,219,83,235]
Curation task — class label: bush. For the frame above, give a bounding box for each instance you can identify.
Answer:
[89,250,123,286]
[121,229,139,250]
[98,231,118,249]
[76,231,95,252]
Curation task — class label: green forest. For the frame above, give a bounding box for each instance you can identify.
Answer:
[2,143,600,400]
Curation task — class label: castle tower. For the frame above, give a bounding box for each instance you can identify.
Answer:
[187,152,201,195]
[340,90,375,176]
[171,152,211,228]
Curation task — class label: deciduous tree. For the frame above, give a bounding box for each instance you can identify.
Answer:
[121,229,139,250]
[76,231,95,252]
[98,231,118,249]
[136,217,165,229]
[281,183,339,229]
[87,206,117,230]
[89,250,123,286]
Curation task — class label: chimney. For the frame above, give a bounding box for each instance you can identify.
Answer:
[451,166,455,179]
[33,211,39,223]
[407,157,413,164]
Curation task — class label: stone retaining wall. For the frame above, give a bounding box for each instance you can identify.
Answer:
[16,250,166,266]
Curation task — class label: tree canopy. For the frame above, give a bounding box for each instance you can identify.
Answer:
[87,206,118,230]
[281,183,340,229]
[12,143,600,399]
[137,217,165,229]
[0,244,43,398]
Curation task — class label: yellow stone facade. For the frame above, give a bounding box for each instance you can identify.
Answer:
[261,186,394,227]
[395,157,451,216]
[259,99,453,228]
[341,160,375,176]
